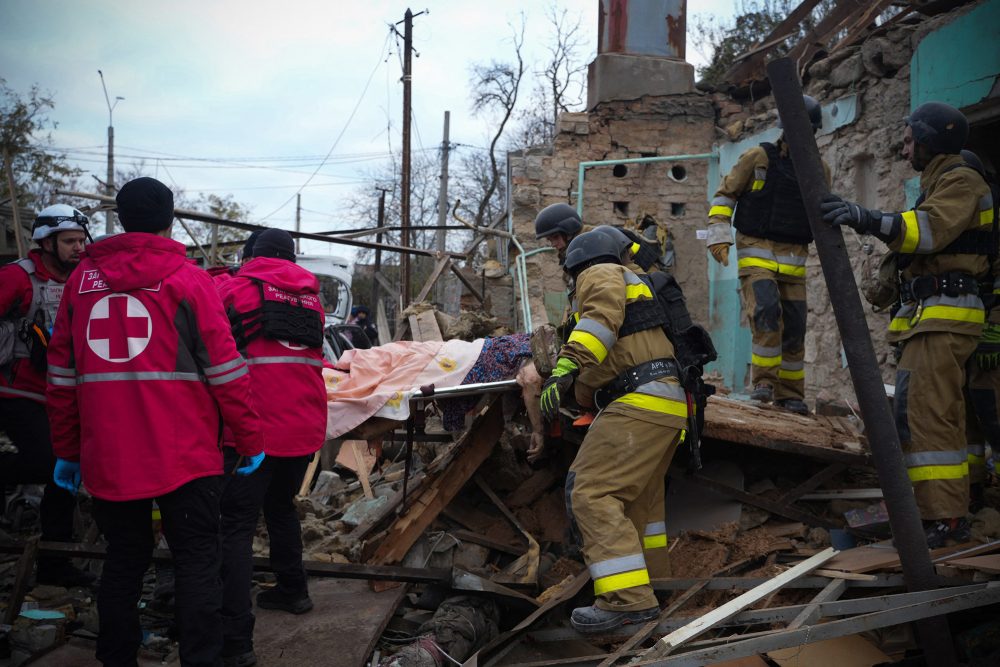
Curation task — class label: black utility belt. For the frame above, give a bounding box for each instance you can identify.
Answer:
[594,357,679,411]
[900,272,979,303]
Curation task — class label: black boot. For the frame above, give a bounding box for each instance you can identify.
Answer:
[924,517,971,549]
[256,587,313,615]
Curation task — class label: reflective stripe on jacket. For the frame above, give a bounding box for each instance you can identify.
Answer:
[218,257,327,457]
[46,233,264,502]
[888,154,992,342]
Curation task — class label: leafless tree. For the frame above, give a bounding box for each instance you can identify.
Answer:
[468,15,526,227]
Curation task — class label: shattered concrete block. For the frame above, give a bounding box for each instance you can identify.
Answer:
[829,54,865,89]
[340,495,389,527]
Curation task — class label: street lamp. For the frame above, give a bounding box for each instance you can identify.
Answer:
[98,70,124,234]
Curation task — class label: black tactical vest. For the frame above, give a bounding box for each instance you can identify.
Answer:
[733,142,813,245]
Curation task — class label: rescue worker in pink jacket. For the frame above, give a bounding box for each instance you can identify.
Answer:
[216,229,327,666]
[46,177,265,667]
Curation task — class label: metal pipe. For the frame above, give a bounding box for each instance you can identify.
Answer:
[413,379,520,399]
[56,190,467,260]
[574,152,717,215]
[767,57,956,666]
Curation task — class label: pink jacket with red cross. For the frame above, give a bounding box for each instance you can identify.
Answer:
[217,257,326,458]
[46,233,264,501]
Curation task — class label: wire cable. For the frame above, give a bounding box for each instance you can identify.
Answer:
[256,30,393,222]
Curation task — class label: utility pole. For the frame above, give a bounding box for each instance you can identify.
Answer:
[400,8,414,308]
[295,193,302,254]
[374,188,387,305]
[98,70,123,235]
[434,111,451,305]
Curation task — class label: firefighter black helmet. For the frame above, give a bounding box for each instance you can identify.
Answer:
[906,102,968,156]
[591,225,632,257]
[777,95,822,131]
[563,230,622,276]
[534,203,582,240]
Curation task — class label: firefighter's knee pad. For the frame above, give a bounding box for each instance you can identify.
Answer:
[751,280,781,333]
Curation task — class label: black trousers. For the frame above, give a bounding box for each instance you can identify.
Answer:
[93,476,223,667]
[0,398,77,557]
[219,448,310,650]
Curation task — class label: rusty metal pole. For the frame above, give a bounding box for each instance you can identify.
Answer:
[400,8,414,308]
[766,57,956,665]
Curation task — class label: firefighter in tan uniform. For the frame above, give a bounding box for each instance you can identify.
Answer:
[539,230,687,633]
[706,96,826,415]
[822,102,992,546]
[960,150,1000,506]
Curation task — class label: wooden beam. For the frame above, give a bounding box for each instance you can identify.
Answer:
[669,469,839,529]
[3,535,38,625]
[597,581,709,667]
[786,577,846,630]
[723,0,824,83]
[642,548,837,658]
[777,463,847,504]
[474,475,540,586]
[0,539,450,584]
[450,263,485,303]
[414,255,452,304]
[368,398,504,566]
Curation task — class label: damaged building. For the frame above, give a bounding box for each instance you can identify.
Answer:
[4,1,1000,666]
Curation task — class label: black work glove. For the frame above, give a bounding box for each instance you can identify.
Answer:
[820,194,883,235]
[621,228,661,271]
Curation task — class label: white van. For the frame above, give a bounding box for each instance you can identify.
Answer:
[295,254,353,326]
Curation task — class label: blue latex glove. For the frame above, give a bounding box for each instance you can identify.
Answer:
[53,459,81,494]
[235,451,266,476]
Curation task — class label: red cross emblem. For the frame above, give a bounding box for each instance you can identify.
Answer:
[86,294,152,362]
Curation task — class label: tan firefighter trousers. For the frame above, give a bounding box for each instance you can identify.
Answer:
[567,410,682,612]
[896,332,978,520]
[739,267,807,401]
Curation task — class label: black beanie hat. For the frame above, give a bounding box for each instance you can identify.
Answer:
[116,177,175,233]
[241,229,264,260]
[253,228,296,262]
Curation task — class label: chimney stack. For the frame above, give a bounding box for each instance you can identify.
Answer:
[588,0,695,109]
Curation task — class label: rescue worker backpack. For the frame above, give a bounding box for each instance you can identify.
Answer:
[0,259,60,372]
[229,279,324,350]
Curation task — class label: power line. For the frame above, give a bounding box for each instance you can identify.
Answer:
[257,30,393,223]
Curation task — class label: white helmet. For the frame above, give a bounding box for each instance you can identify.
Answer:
[32,204,90,241]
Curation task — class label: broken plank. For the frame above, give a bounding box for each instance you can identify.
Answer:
[368,397,504,566]
[296,451,321,498]
[3,535,39,625]
[450,263,485,303]
[642,548,837,659]
[0,540,450,584]
[413,255,452,304]
[450,528,526,556]
[464,570,591,667]
[669,468,838,529]
[408,308,443,342]
[824,539,990,574]
[597,581,709,667]
[943,554,1000,575]
[703,396,868,465]
[475,475,540,586]
[786,578,846,630]
[776,463,847,504]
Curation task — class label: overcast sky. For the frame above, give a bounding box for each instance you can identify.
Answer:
[2,0,736,257]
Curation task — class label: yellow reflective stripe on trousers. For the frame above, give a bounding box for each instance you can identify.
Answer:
[920,305,985,325]
[613,392,688,417]
[736,256,806,277]
[968,453,986,466]
[907,462,969,482]
[567,329,608,363]
[751,353,782,367]
[778,367,805,380]
[643,522,667,549]
[593,568,651,595]
[709,205,734,218]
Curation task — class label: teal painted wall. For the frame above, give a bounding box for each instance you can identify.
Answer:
[911,0,1000,110]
